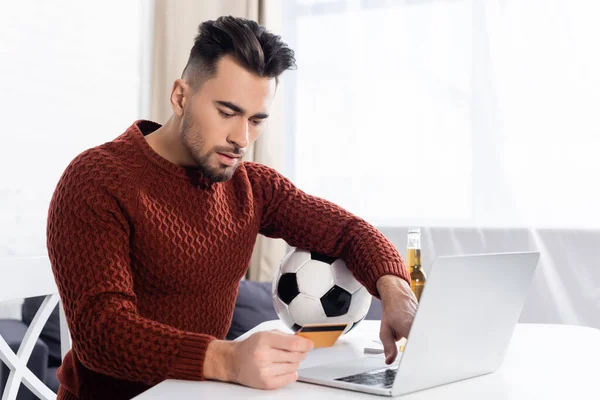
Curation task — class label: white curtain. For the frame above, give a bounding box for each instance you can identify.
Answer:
[150,0,289,281]
[282,0,600,328]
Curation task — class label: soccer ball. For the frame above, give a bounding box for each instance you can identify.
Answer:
[272,248,372,334]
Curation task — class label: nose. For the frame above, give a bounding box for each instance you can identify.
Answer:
[227,119,249,149]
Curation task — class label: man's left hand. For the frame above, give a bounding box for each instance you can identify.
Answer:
[376,275,418,364]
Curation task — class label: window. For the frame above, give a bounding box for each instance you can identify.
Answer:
[282,0,600,229]
[0,0,151,256]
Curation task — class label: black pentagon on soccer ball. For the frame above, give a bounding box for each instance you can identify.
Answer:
[310,251,337,265]
[291,323,302,333]
[277,273,299,305]
[320,285,352,317]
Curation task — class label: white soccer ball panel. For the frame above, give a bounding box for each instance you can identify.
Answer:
[323,315,354,325]
[277,248,294,272]
[271,267,281,296]
[343,323,353,334]
[281,248,312,273]
[288,294,327,326]
[347,286,372,321]
[296,260,335,298]
[273,295,295,331]
[331,259,362,294]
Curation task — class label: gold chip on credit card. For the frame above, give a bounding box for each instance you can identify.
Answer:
[295,323,349,348]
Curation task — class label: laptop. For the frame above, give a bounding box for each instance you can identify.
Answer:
[298,251,540,397]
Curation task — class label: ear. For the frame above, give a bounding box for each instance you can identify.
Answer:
[170,79,189,117]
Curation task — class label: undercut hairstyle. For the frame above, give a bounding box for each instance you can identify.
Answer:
[182,16,296,88]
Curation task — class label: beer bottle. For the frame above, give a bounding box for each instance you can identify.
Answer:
[406,228,426,302]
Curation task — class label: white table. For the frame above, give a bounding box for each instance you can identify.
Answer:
[135,320,600,399]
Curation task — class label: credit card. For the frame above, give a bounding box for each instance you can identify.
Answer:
[296,323,349,348]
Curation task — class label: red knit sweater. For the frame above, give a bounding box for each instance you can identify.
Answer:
[46,120,409,400]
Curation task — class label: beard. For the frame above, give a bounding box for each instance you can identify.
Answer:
[180,115,242,183]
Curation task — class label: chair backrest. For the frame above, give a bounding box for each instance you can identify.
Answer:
[0,256,71,400]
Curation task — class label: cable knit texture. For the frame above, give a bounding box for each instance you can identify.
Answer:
[46,120,410,399]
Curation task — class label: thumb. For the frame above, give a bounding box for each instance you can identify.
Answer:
[379,324,398,365]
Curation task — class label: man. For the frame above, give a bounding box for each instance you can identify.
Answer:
[47,16,418,400]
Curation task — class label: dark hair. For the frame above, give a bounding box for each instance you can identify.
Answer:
[182,16,296,87]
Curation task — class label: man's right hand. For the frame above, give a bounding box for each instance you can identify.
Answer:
[204,330,314,390]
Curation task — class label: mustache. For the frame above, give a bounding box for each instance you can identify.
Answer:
[213,146,244,157]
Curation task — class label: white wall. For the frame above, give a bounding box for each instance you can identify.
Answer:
[0,0,147,317]
[0,300,23,320]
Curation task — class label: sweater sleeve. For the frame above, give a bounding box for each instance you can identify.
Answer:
[245,162,410,297]
[46,153,213,385]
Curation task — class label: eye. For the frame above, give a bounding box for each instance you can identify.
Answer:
[250,119,264,127]
[218,109,234,118]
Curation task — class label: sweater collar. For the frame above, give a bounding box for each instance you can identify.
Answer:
[127,120,216,190]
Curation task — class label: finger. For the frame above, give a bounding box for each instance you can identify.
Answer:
[264,372,298,390]
[399,317,414,339]
[267,331,314,352]
[269,348,307,363]
[380,324,398,365]
[393,326,406,341]
[268,361,300,376]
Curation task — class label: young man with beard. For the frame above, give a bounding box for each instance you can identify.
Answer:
[47,16,417,400]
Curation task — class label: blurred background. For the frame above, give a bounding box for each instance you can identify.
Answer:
[1,0,599,328]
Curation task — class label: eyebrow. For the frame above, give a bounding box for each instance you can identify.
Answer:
[215,100,269,119]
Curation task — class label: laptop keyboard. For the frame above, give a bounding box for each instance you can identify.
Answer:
[335,367,398,388]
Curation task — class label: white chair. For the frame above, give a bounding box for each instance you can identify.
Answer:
[0,256,71,400]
